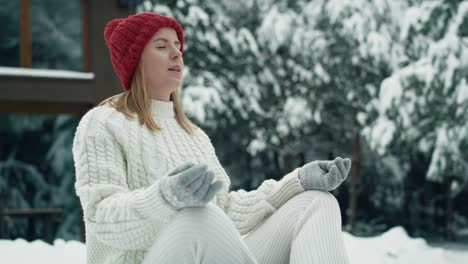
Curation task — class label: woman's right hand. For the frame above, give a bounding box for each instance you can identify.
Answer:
[159,162,224,210]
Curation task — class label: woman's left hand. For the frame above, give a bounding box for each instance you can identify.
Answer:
[298,157,351,191]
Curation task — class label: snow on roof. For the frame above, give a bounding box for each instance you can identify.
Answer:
[0,67,95,80]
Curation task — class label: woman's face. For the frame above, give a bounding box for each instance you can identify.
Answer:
[140,27,184,101]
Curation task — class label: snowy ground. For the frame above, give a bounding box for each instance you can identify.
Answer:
[344,227,468,264]
[0,226,467,264]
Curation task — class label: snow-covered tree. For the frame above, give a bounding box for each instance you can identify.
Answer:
[139,0,415,233]
[284,0,407,231]
[0,113,80,241]
[365,0,468,236]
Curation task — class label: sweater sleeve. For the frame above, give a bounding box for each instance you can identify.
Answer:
[221,165,305,235]
[73,107,178,250]
[197,130,305,235]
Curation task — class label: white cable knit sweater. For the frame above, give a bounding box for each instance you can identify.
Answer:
[72,99,305,264]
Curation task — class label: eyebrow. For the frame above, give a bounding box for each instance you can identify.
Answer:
[152,38,181,45]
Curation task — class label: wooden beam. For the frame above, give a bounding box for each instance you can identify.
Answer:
[3,208,63,216]
[82,0,90,72]
[0,75,95,105]
[19,0,31,68]
[0,100,93,115]
[87,0,132,102]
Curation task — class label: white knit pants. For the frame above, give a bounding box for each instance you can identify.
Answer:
[142,190,350,264]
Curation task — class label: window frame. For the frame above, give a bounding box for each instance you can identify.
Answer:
[18,0,89,71]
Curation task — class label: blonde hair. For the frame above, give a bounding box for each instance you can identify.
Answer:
[99,61,198,135]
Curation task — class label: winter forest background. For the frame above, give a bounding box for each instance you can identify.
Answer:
[0,0,467,246]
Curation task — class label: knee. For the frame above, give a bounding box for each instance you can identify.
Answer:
[173,203,232,231]
[160,203,240,247]
[290,191,343,236]
[178,203,226,219]
[293,190,342,216]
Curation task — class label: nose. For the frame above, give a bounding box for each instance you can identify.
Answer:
[171,47,182,60]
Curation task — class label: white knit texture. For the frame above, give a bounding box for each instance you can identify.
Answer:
[141,191,350,264]
[72,100,306,264]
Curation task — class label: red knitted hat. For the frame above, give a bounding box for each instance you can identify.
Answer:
[103,12,184,91]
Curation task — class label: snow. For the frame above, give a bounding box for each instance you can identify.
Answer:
[362,31,392,64]
[378,74,403,114]
[362,116,396,155]
[456,79,468,105]
[426,126,450,183]
[0,238,86,264]
[426,123,468,192]
[237,75,265,115]
[186,5,210,27]
[238,28,260,56]
[1,226,467,263]
[257,5,294,53]
[283,97,312,130]
[182,84,222,123]
[400,1,442,40]
[247,138,267,156]
[344,226,468,264]
[0,66,94,80]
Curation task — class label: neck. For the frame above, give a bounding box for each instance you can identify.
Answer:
[150,99,175,119]
[147,85,177,102]
[149,93,171,102]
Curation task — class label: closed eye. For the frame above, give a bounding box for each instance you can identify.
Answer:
[153,38,181,49]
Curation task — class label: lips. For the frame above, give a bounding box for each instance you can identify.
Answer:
[168,65,181,72]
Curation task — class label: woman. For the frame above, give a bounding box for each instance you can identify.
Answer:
[73,12,351,264]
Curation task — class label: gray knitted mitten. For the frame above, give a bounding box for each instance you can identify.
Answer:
[160,162,223,210]
[298,157,351,191]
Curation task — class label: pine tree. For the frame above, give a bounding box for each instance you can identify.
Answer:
[366,0,468,237]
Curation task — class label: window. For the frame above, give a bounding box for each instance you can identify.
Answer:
[0,0,20,67]
[0,0,84,71]
[31,0,83,71]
